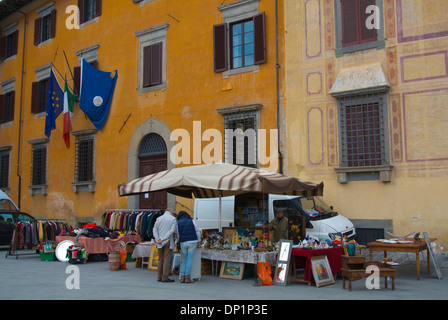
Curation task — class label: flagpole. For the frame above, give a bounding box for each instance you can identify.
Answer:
[51,62,76,94]
[63,50,79,97]
[51,62,64,83]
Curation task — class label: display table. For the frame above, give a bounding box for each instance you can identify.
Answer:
[367,238,436,280]
[132,242,154,259]
[56,234,141,259]
[290,247,344,285]
[201,248,278,276]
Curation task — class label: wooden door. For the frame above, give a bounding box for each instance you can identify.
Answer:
[139,154,167,210]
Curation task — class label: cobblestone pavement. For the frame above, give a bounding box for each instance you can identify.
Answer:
[1,249,447,304]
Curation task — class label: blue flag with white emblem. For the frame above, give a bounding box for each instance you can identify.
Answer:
[45,69,64,138]
[79,59,118,130]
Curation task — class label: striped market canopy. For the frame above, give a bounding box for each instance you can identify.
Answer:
[118,162,323,198]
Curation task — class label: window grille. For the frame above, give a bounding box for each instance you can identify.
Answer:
[139,133,167,157]
[224,112,257,168]
[31,144,47,186]
[338,92,387,167]
[75,135,95,182]
[0,152,10,188]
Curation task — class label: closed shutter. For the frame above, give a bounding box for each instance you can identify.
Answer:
[0,95,4,123]
[73,66,81,96]
[359,0,377,42]
[341,0,358,47]
[213,23,228,73]
[34,18,41,45]
[143,43,162,87]
[78,0,85,24]
[95,0,102,17]
[143,46,151,87]
[150,43,162,86]
[7,91,14,122]
[31,82,40,114]
[12,31,19,56]
[0,37,5,61]
[0,153,9,188]
[253,12,266,65]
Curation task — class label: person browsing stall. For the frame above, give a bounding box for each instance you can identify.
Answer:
[153,208,177,283]
[176,211,201,283]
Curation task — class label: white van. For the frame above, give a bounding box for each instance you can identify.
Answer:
[193,194,356,242]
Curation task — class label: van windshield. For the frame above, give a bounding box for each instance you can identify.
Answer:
[292,196,338,220]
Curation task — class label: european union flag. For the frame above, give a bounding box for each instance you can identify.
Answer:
[79,59,118,130]
[44,69,64,138]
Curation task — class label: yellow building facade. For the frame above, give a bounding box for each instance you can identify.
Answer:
[284,0,448,251]
[0,0,284,224]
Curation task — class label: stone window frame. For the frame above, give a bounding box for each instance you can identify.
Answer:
[218,104,262,168]
[135,24,169,94]
[334,0,385,57]
[333,90,392,183]
[71,129,97,193]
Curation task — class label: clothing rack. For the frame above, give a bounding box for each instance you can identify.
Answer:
[102,209,163,241]
[6,218,73,259]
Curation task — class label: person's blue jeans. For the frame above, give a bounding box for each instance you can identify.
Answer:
[180,240,197,276]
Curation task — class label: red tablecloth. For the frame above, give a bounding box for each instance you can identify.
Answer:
[56,234,141,257]
[291,247,344,282]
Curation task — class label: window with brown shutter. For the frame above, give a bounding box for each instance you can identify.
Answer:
[0,31,18,60]
[213,12,266,73]
[30,79,49,114]
[34,9,57,46]
[143,43,162,88]
[0,95,4,124]
[79,0,102,25]
[341,0,377,47]
[0,37,6,60]
[0,92,14,124]
[0,151,10,189]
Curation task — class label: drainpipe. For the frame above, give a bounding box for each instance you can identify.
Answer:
[17,11,26,210]
[3,4,27,209]
[275,0,283,174]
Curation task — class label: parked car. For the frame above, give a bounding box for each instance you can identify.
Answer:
[0,190,36,247]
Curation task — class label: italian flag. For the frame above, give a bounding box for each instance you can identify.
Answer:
[63,76,76,148]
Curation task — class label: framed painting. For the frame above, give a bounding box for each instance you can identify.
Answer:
[219,261,245,280]
[148,244,159,271]
[274,240,293,286]
[310,255,335,287]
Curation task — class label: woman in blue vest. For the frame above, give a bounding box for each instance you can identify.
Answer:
[176,211,201,283]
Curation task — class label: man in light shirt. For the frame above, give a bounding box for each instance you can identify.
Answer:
[153,208,177,282]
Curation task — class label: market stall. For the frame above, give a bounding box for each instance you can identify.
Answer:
[118,162,324,280]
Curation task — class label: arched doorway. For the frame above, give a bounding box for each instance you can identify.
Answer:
[138,133,167,210]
